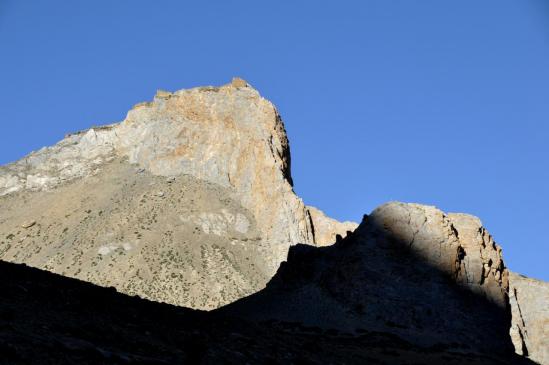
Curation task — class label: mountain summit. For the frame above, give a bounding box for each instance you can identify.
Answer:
[0,78,355,310]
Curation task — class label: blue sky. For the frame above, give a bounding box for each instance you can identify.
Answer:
[0,1,547,280]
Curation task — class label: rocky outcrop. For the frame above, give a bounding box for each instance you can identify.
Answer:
[446,215,549,364]
[223,202,514,354]
[447,213,509,308]
[509,272,549,364]
[0,78,354,309]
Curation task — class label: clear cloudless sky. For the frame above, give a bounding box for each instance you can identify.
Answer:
[0,1,547,280]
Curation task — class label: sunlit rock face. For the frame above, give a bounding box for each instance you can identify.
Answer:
[365,203,508,308]
[223,202,514,354]
[0,79,545,363]
[0,78,354,309]
[509,272,549,364]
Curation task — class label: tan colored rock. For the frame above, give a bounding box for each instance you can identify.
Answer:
[509,271,549,364]
[230,77,248,88]
[155,89,172,99]
[306,206,358,245]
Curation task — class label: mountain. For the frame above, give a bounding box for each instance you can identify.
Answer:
[0,79,546,363]
[0,78,354,310]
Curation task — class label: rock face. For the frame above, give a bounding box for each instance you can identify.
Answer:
[509,272,549,364]
[0,79,354,309]
[447,213,509,308]
[223,202,514,354]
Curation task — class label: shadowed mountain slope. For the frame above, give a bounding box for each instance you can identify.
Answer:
[0,258,536,364]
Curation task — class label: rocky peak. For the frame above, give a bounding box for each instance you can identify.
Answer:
[0,79,355,309]
[1,79,288,195]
